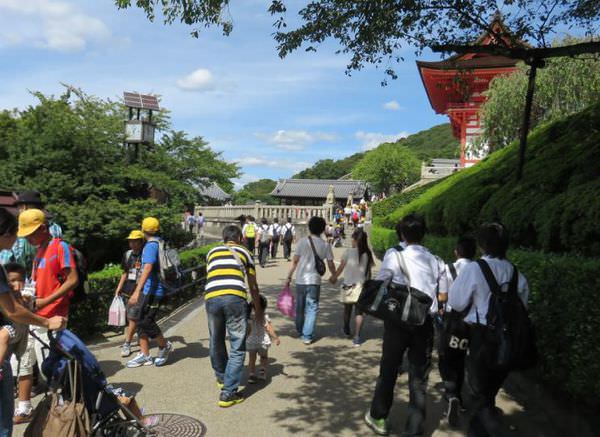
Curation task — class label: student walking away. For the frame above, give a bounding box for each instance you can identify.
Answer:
[196,212,205,242]
[269,218,281,259]
[449,223,533,437]
[436,236,477,427]
[205,226,263,407]
[126,217,173,368]
[364,214,447,437]
[257,218,272,268]
[115,230,145,358]
[242,216,258,258]
[0,208,66,436]
[246,295,280,383]
[17,209,78,373]
[285,217,335,345]
[330,228,373,347]
[281,218,296,261]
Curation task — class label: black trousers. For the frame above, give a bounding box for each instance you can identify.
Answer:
[282,240,293,259]
[137,293,163,339]
[258,242,270,267]
[466,325,510,437]
[246,238,255,256]
[271,238,280,258]
[436,318,468,402]
[370,318,433,436]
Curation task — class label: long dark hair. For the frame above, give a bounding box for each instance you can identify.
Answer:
[352,228,374,277]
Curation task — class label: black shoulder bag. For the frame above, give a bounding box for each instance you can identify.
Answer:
[308,236,326,276]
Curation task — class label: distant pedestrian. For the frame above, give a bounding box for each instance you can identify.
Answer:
[126,217,173,368]
[281,218,296,261]
[330,228,373,346]
[269,218,281,259]
[257,218,271,268]
[196,212,205,242]
[246,294,280,384]
[186,211,196,233]
[285,217,335,345]
[115,230,145,358]
[205,225,263,407]
[242,216,258,258]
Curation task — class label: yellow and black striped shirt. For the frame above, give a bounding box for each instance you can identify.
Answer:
[205,243,255,300]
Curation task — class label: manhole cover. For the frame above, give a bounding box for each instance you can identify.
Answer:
[148,413,206,436]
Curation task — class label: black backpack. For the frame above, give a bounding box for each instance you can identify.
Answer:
[477,260,537,371]
[70,247,89,305]
[283,224,294,242]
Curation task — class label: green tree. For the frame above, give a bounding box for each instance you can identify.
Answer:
[293,153,364,179]
[352,144,420,194]
[481,45,600,151]
[0,87,238,269]
[232,179,277,205]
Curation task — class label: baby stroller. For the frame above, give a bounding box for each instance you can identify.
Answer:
[31,329,153,436]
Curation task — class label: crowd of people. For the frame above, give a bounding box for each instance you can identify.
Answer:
[0,190,531,437]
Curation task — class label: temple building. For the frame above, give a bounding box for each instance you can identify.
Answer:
[417,17,519,166]
[270,179,368,206]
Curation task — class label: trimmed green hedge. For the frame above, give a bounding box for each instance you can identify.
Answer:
[371,231,600,408]
[68,243,219,339]
[371,179,444,223]
[378,103,600,256]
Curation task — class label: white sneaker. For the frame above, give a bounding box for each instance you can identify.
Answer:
[121,342,132,357]
[126,353,153,368]
[154,341,173,367]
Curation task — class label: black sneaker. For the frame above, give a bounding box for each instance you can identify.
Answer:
[447,397,460,427]
[218,391,245,408]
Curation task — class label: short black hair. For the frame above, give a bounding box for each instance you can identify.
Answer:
[0,208,17,236]
[273,218,279,223]
[223,225,243,243]
[287,217,292,223]
[456,236,477,259]
[261,217,268,225]
[4,262,25,277]
[477,223,509,259]
[308,216,326,235]
[397,213,426,243]
[247,216,255,222]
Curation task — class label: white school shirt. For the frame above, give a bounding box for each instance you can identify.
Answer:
[258,224,272,238]
[282,223,296,237]
[341,248,369,286]
[270,223,282,238]
[448,255,529,325]
[294,235,334,285]
[444,258,472,311]
[376,245,448,315]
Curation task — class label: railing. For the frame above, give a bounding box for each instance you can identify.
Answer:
[421,164,461,180]
[197,203,334,223]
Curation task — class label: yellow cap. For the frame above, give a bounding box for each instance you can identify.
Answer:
[141,217,160,233]
[126,230,145,240]
[17,209,46,237]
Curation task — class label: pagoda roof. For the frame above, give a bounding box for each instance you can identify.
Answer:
[416,54,518,71]
[271,179,367,200]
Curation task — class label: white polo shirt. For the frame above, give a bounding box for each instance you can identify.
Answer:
[376,245,448,315]
[448,255,530,325]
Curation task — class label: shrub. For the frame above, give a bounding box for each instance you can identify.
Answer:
[68,242,219,339]
[378,103,600,256]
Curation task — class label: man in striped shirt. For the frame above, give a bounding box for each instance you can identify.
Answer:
[205,225,263,408]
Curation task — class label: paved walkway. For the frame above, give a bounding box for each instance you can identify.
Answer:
[15,246,593,436]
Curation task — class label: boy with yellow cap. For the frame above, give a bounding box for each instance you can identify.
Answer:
[115,230,145,358]
[126,218,173,368]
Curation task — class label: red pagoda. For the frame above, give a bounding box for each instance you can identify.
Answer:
[417,18,519,166]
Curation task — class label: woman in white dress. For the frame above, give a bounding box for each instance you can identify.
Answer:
[330,228,374,346]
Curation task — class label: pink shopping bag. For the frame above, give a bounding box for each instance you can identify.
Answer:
[277,285,296,318]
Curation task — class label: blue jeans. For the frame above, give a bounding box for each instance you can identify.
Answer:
[0,360,13,437]
[295,284,321,341]
[206,295,248,395]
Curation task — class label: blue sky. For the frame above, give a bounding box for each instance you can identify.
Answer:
[0,0,450,187]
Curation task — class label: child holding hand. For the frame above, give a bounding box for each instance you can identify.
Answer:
[247,295,280,383]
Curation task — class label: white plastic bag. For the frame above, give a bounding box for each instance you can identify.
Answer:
[108,295,127,327]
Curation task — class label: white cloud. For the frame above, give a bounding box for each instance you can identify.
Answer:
[255,130,337,151]
[0,0,111,51]
[233,174,260,189]
[356,131,409,151]
[383,100,402,111]
[236,156,311,171]
[176,68,215,92]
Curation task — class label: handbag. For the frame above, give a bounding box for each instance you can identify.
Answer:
[356,250,433,326]
[308,236,326,276]
[25,361,91,437]
[108,295,127,327]
[340,283,363,304]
